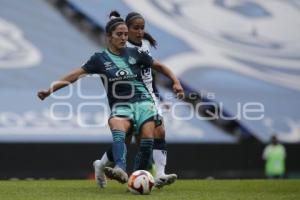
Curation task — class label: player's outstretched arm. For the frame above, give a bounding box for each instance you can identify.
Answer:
[37,68,87,100]
[152,60,184,98]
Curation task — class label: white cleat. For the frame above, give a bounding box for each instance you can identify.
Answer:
[104,166,128,184]
[155,174,178,189]
[93,160,107,188]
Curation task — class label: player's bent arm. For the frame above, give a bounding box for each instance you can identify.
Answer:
[37,68,87,100]
[152,60,184,98]
[152,60,179,84]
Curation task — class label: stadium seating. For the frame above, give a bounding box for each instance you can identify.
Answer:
[66,0,300,143]
[0,0,235,143]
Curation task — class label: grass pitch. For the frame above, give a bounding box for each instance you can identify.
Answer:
[0,179,299,200]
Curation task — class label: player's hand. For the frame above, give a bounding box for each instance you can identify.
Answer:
[173,82,184,99]
[37,89,51,100]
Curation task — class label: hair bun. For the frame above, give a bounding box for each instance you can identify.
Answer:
[109,10,121,19]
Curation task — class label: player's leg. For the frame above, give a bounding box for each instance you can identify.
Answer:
[153,120,177,188]
[94,133,134,188]
[93,147,115,188]
[153,121,166,177]
[94,113,135,188]
[133,101,156,171]
[103,117,131,184]
[133,120,155,170]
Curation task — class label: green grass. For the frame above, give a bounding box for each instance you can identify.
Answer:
[0,179,300,200]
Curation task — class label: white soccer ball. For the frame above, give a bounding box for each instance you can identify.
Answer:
[127,170,155,195]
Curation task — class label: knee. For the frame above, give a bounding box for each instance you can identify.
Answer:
[154,124,165,139]
[140,121,155,138]
[108,117,131,132]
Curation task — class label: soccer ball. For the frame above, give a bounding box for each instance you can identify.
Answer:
[127,170,155,195]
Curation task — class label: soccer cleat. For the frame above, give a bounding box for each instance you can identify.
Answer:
[93,160,107,188]
[155,173,177,189]
[104,166,128,184]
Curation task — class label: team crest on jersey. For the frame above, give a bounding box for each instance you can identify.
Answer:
[128,56,136,65]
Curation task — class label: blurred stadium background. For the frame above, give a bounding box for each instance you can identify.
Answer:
[0,0,300,180]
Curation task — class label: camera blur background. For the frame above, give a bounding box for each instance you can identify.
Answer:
[0,0,300,179]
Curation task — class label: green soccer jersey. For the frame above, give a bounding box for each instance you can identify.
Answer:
[82,47,154,108]
[263,144,286,176]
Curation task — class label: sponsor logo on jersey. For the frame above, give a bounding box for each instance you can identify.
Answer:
[109,69,137,82]
[116,69,130,77]
[104,62,112,68]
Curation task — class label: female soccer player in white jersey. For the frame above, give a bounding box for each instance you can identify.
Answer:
[94,11,179,189]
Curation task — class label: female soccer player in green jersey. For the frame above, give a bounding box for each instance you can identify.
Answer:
[37,15,183,184]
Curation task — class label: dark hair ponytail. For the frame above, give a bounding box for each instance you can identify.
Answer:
[144,31,157,48]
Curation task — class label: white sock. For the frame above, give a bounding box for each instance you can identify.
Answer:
[100,152,114,167]
[153,149,167,178]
